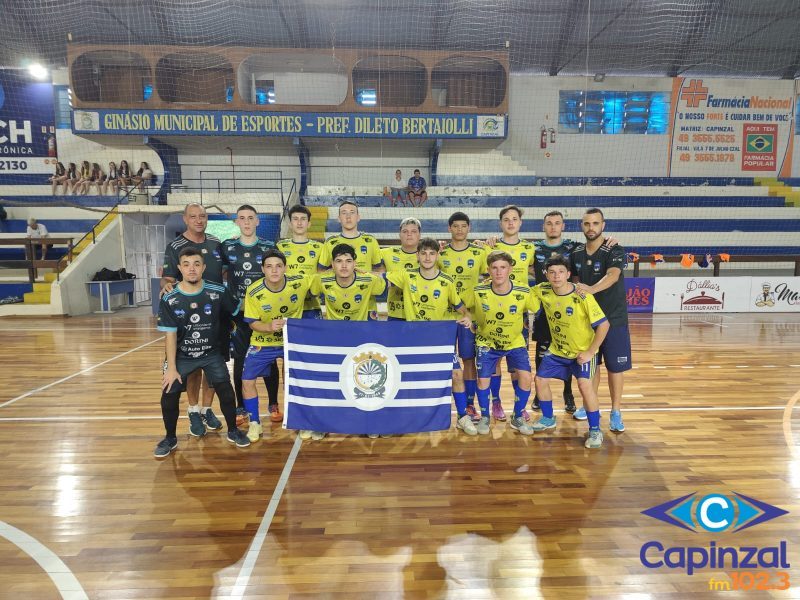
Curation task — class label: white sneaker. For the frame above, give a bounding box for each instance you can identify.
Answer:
[585,429,604,449]
[310,431,327,441]
[368,433,379,439]
[246,421,262,443]
[298,429,313,440]
[457,414,478,436]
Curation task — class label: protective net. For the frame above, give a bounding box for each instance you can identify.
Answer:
[0,0,799,264]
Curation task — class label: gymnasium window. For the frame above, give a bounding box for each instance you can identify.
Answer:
[558,91,670,134]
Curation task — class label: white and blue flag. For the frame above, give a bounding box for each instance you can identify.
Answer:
[284,320,458,435]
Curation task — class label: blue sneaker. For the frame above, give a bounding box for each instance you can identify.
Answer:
[188,411,206,437]
[573,407,587,421]
[154,437,177,458]
[531,416,557,431]
[202,408,222,431]
[610,410,625,432]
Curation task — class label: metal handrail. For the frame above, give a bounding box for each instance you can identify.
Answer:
[55,204,120,280]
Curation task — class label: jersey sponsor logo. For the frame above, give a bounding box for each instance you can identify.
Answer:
[566,306,574,316]
[243,262,252,270]
[284,250,292,256]
[443,259,451,266]
[433,289,441,298]
[482,303,490,311]
[420,295,429,302]
[256,254,262,262]
[361,245,367,254]
[404,263,414,269]
[297,255,305,263]
[191,331,201,339]
[327,295,336,303]
[354,294,363,302]
[244,252,250,258]
[213,249,220,258]
[410,285,417,293]
[167,296,178,306]
[204,303,212,315]
[342,302,351,310]
[291,282,302,290]
[190,303,198,309]
[244,278,252,286]
[309,250,316,257]
[208,292,219,300]
[174,308,185,318]
[509,305,517,314]
[280,305,289,313]
[190,313,200,323]
[290,294,298,303]
[359,284,369,290]
[554,311,562,319]
[201,248,208,254]
[392,255,400,262]
[520,252,528,260]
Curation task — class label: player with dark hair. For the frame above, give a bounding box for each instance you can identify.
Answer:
[220,204,280,426]
[570,208,630,433]
[277,204,325,319]
[155,247,249,456]
[463,251,540,436]
[532,256,610,449]
[438,211,487,422]
[240,248,312,443]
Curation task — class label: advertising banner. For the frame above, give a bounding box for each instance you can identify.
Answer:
[748,277,800,312]
[0,69,57,180]
[652,277,752,313]
[667,77,794,177]
[73,109,507,139]
[625,277,655,313]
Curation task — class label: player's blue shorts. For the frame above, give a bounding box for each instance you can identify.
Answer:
[476,346,531,379]
[537,352,597,381]
[387,316,405,321]
[302,309,322,319]
[242,345,283,380]
[598,325,632,373]
[456,323,476,359]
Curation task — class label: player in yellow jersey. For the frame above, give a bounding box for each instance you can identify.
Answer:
[276,205,325,319]
[532,256,610,449]
[463,251,541,436]
[380,217,420,321]
[242,249,311,442]
[319,200,384,319]
[438,211,488,422]
[386,238,477,435]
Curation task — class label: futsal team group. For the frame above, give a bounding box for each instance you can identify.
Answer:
[153,201,631,457]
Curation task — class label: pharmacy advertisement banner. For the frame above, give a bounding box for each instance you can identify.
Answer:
[0,69,57,181]
[667,77,795,177]
[72,109,507,139]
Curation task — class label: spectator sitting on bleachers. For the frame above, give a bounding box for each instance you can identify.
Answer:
[407,169,428,207]
[74,160,91,195]
[65,162,79,194]
[49,162,68,195]
[87,163,105,195]
[385,169,408,207]
[103,161,118,196]
[118,160,132,188]
[26,218,49,259]
[133,161,153,191]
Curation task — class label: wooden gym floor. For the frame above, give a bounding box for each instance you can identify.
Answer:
[0,309,798,599]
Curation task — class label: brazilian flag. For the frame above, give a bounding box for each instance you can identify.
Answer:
[746,134,774,153]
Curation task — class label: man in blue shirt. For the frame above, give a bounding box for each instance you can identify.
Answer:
[407,169,428,207]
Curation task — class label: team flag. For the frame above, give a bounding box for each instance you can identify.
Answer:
[283,319,458,435]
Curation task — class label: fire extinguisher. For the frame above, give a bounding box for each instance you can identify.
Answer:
[540,126,547,149]
[549,128,556,144]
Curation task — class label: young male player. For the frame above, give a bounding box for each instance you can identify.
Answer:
[301,243,388,440]
[220,205,280,425]
[385,238,476,435]
[531,256,610,449]
[319,200,384,319]
[438,212,487,422]
[490,205,537,421]
[241,249,311,443]
[570,208,631,433]
[160,203,225,436]
[155,247,250,457]
[463,251,540,436]
[381,217,421,321]
[276,205,325,319]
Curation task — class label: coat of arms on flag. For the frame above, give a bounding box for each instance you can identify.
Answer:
[283,320,458,435]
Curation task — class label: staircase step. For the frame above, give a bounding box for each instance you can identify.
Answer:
[24,290,51,304]
[44,272,58,282]
[32,282,52,293]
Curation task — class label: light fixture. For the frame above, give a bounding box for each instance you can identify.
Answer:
[593,73,605,82]
[28,63,48,80]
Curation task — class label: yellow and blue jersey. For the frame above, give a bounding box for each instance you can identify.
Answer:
[532,283,607,359]
[463,283,540,350]
[385,269,463,321]
[243,274,310,347]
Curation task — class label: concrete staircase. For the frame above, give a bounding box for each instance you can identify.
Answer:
[754,177,800,207]
[23,208,119,305]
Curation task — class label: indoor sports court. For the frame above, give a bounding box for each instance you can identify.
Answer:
[0,1,799,598]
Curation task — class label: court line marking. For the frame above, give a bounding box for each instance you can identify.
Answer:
[0,337,164,409]
[0,520,88,599]
[230,435,303,599]
[783,388,800,457]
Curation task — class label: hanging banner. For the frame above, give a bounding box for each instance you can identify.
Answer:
[625,277,655,314]
[749,277,800,312]
[0,70,57,180]
[72,109,507,139]
[667,77,795,177]
[653,277,752,313]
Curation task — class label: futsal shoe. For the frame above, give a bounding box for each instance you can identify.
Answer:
[269,404,283,423]
[227,429,251,448]
[491,400,507,421]
[521,409,531,422]
[573,407,588,421]
[564,394,577,414]
[188,411,206,437]
[476,416,491,435]
[466,404,480,423]
[202,408,222,431]
[585,429,604,449]
[509,416,534,435]
[298,429,313,440]
[530,416,557,432]
[609,410,625,433]
[154,437,178,458]
[368,433,379,439]
[235,407,249,427]
[457,414,478,436]
[531,397,541,411]
[247,421,262,443]
[310,431,327,441]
